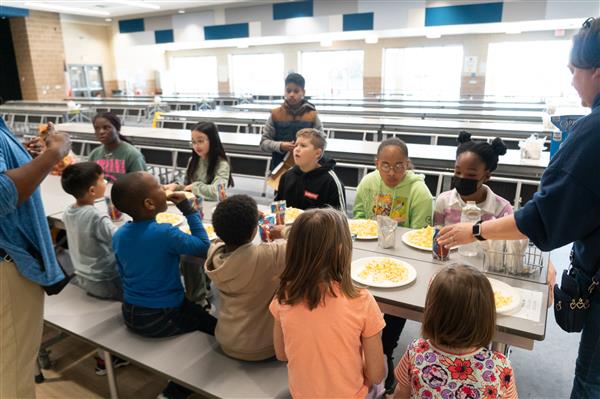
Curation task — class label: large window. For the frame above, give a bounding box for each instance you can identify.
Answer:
[170,56,218,95]
[230,53,284,95]
[485,40,577,100]
[300,50,364,98]
[383,46,464,99]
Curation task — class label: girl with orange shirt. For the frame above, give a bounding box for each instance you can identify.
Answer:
[269,208,386,399]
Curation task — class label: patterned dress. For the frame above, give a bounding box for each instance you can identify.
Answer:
[395,338,518,399]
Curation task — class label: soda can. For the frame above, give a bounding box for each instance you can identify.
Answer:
[105,197,123,222]
[193,195,204,220]
[216,180,227,202]
[432,226,450,261]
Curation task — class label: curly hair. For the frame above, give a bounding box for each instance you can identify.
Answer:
[212,194,258,246]
[456,131,507,172]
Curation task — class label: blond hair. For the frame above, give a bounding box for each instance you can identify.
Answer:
[422,265,496,349]
[276,208,358,309]
[296,128,326,151]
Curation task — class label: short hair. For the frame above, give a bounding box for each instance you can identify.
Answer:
[570,17,600,69]
[285,73,305,89]
[422,265,496,349]
[61,162,103,199]
[456,131,507,172]
[276,208,358,310]
[111,171,152,218]
[212,195,258,246]
[296,128,326,151]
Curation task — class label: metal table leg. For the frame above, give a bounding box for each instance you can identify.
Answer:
[102,350,120,399]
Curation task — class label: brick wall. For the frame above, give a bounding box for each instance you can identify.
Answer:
[10,11,66,100]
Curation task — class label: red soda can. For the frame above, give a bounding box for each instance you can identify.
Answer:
[105,197,122,222]
[432,226,450,261]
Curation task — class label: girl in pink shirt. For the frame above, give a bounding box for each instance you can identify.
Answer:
[269,208,386,399]
[393,265,518,399]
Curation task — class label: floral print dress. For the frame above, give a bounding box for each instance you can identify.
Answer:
[395,338,518,399]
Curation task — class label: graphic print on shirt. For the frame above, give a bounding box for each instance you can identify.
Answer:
[95,158,126,183]
[371,193,407,223]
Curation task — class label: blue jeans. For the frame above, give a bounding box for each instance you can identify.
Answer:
[122,299,217,338]
[571,295,600,398]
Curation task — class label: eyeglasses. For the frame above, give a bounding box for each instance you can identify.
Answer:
[379,163,406,173]
[189,139,207,147]
[582,17,595,29]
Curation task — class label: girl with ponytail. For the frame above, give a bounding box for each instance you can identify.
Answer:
[433,131,513,226]
[89,112,147,183]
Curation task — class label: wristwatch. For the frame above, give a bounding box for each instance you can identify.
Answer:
[472,220,486,241]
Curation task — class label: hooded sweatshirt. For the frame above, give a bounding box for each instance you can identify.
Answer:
[353,170,433,228]
[205,240,286,361]
[275,157,346,211]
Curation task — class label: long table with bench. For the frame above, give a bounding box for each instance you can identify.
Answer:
[55,122,546,206]
[157,110,554,150]
[236,103,546,123]
[39,175,550,398]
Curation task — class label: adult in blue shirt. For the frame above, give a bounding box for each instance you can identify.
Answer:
[437,17,600,399]
[0,120,71,398]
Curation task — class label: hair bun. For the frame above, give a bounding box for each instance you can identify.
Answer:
[457,131,472,144]
[490,137,507,156]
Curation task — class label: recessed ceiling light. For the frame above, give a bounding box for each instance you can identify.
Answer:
[108,1,160,10]
[178,10,185,14]
[25,2,111,16]
[105,18,113,22]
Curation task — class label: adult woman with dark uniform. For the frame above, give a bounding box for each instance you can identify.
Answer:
[438,17,600,399]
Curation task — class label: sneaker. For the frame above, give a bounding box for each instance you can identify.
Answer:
[95,355,130,376]
[384,354,397,394]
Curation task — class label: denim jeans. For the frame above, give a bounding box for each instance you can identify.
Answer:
[571,294,600,398]
[122,299,217,338]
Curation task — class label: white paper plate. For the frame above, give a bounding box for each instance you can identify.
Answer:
[348,220,379,240]
[401,230,432,251]
[351,256,417,288]
[488,278,522,315]
[179,223,217,241]
[156,212,185,226]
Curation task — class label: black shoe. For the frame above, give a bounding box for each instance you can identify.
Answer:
[95,355,130,376]
[158,381,193,399]
[384,354,397,394]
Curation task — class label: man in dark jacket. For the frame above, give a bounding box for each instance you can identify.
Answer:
[275,128,346,211]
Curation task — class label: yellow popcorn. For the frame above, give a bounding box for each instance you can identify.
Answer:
[404,226,435,249]
[349,219,378,238]
[285,207,303,224]
[180,224,217,240]
[494,291,513,309]
[358,258,408,283]
[156,213,184,225]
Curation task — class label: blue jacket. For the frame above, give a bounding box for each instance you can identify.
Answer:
[515,93,600,288]
[113,211,210,308]
[0,118,64,286]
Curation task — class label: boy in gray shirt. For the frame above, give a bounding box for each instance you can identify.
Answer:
[61,162,122,300]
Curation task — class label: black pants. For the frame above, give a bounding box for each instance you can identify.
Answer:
[381,314,407,357]
[122,298,217,338]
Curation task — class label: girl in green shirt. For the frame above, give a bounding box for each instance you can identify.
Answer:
[163,122,234,201]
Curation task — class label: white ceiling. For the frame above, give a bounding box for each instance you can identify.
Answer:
[4,0,273,18]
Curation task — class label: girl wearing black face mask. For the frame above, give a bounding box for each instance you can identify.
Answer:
[433,132,512,226]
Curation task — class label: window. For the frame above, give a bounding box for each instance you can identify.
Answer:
[383,46,464,99]
[170,56,218,95]
[300,50,364,98]
[485,40,577,100]
[230,53,284,95]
